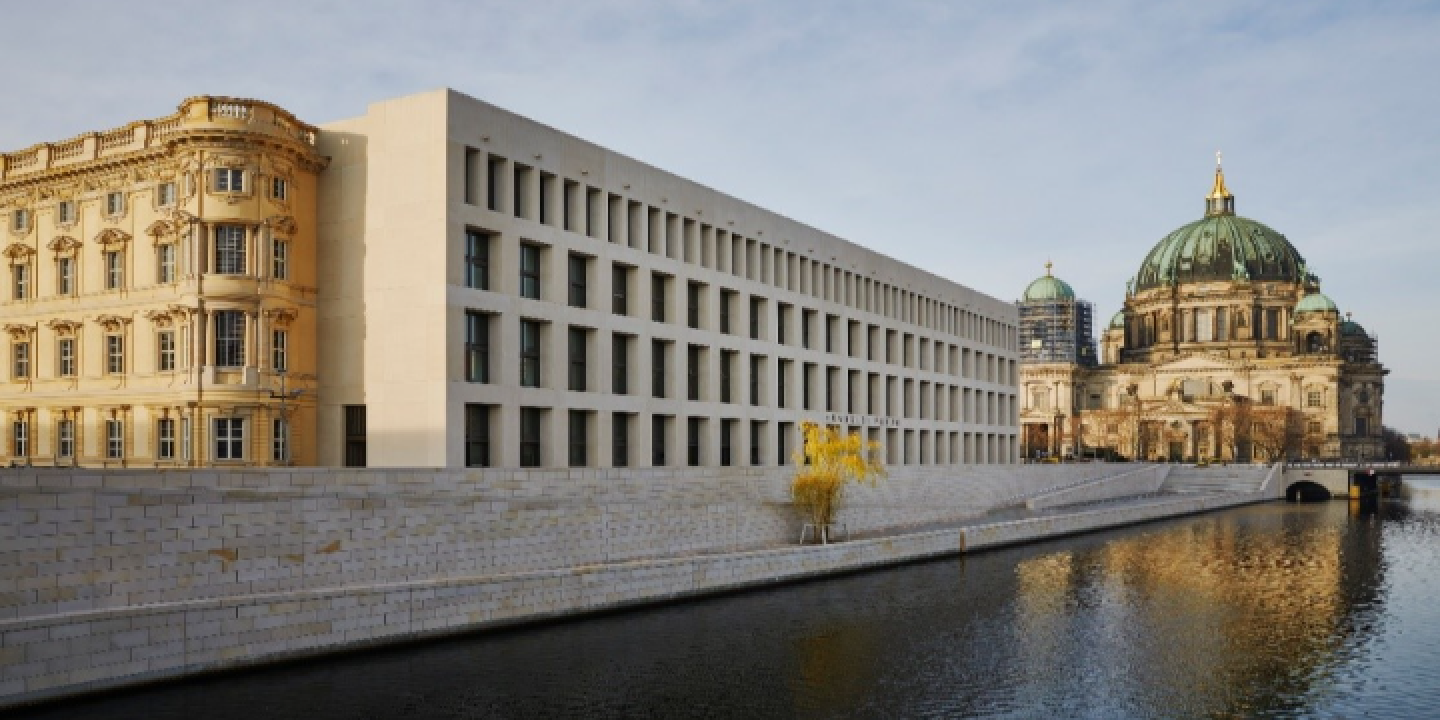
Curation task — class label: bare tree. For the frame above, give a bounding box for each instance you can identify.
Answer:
[1250,406,1303,461]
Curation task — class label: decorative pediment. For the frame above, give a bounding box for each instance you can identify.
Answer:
[143,309,176,328]
[94,314,132,332]
[47,318,82,336]
[146,220,177,240]
[94,228,132,246]
[47,235,81,253]
[4,324,34,341]
[264,308,298,327]
[267,215,298,235]
[2,243,35,260]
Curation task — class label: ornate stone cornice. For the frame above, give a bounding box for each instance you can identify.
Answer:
[264,308,298,327]
[93,314,132,332]
[47,318,82,336]
[143,308,177,328]
[2,242,35,260]
[4,323,34,340]
[46,235,81,254]
[266,214,297,235]
[94,228,131,247]
[145,219,178,241]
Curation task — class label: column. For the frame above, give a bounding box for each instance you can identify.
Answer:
[204,311,215,366]
[245,310,258,369]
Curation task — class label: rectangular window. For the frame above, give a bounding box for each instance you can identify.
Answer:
[651,274,667,322]
[750,297,762,340]
[158,331,175,372]
[58,338,74,377]
[687,345,702,401]
[1355,417,1369,436]
[464,404,491,468]
[57,420,74,459]
[465,230,491,290]
[106,335,124,374]
[750,420,763,466]
[520,407,542,467]
[57,201,75,224]
[214,418,244,461]
[720,351,733,403]
[105,251,123,290]
[215,226,246,275]
[106,419,123,459]
[271,177,288,201]
[651,340,666,398]
[215,310,245,367]
[652,415,667,466]
[12,421,27,458]
[719,290,732,334]
[612,265,629,315]
[465,312,489,383]
[344,405,366,467]
[13,264,28,300]
[157,418,175,460]
[12,342,29,379]
[12,209,28,232]
[569,410,588,467]
[519,319,542,387]
[519,244,541,300]
[687,283,701,329]
[1308,390,1322,408]
[612,412,630,468]
[271,330,288,373]
[612,335,629,394]
[687,417,702,467]
[158,244,176,284]
[157,182,176,207]
[720,420,733,467]
[487,157,504,212]
[272,418,288,463]
[802,311,812,349]
[271,239,288,280]
[215,168,244,193]
[777,305,788,344]
[181,416,191,461]
[568,254,587,308]
[777,361,788,409]
[1261,388,1276,406]
[750,355,762,406]
[106,192,125,216]
[57,257,73,296]
[568,326,587,392]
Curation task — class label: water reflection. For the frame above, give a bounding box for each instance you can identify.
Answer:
[19,499,1440,720]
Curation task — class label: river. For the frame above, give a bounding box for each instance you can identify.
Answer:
[17,479,1440,719]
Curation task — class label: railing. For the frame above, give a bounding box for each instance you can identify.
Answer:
[1,96,319,181]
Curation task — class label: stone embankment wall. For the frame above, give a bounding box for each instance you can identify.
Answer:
[1024,465,1170,510]
[0,463,1168,707]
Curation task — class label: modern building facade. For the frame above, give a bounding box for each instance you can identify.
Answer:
[1,89,1020,468]
[0,97,325,467]
[317,89,1019,469]
[1019,161,1386,462]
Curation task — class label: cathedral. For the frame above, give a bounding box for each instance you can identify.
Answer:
[1018,160,1386,462]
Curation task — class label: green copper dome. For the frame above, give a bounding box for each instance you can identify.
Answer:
[1295,292,1338,314]
[1110,311,1125,329]
[1340,319,1367,337]
[1022,262,1075,302]
[1132,166,1308,293]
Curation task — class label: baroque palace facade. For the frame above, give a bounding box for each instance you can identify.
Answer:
[1019,162,1386,462]
[1,90,1020,468]
[0,97,325,467]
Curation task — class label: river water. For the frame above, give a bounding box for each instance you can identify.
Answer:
[19,479,1440,719]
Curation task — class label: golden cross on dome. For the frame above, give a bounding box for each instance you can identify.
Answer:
[1045,260,1052,276]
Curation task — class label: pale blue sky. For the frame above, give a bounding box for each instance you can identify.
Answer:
[3,0,1437,434]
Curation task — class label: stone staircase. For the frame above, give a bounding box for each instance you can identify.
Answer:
[1160,465,1270,495]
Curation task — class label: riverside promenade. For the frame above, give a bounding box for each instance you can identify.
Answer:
[0,463,1283,709]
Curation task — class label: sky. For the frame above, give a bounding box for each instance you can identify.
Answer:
[1,0,1437,434]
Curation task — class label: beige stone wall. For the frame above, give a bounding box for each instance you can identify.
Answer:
[0,464,1273,707]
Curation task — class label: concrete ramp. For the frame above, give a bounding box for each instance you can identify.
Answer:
[1161,465,1270,495]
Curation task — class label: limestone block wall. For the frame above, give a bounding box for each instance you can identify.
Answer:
[1024,465,1170,510]
[0,463,1135,706]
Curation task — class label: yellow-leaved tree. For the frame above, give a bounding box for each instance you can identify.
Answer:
[792,422,886,544]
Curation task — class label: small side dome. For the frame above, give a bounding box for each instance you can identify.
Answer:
[1340,319,1367,337]
[1022,262,1075,302]
[1294,292,1338,315]
[1109,311,1125,329]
